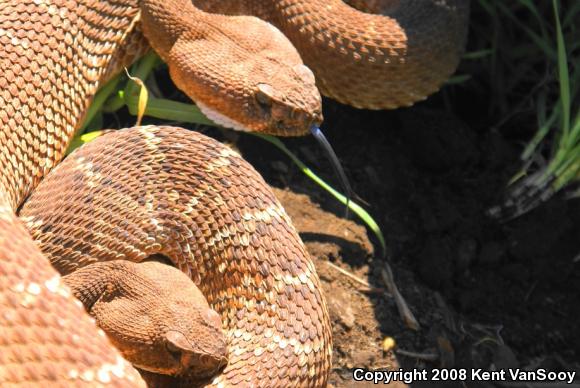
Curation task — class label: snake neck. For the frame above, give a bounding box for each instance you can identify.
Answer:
[139,0,203,54]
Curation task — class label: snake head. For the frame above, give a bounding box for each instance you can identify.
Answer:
[75,260,228,378]
[159,15,323,136]
[250,72,324,135]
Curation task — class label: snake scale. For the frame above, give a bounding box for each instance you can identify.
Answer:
[0,0,469,386]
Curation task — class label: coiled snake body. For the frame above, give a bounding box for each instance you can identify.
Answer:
[0,0,468,386]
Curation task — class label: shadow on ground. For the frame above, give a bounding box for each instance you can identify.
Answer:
[234,97,580,387]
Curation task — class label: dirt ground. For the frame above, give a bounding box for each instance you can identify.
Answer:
[227,96,580,387]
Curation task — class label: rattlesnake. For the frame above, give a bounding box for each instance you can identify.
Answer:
[0,0,468,386]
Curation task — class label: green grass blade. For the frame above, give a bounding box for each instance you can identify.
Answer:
[570,110,580,143]
[516,0,550,41]
[103,91,126,113]
[127,96,215,126]
[66,130,107,155]
[120,52,215,126]
[446,74,472,85]
[553,0,571,147]
[496,1,556,60]
[125,51,162,96]
[462,49,493,60]
[522,98,559,160]
[79,76,120,133]
[253,133,387,258]
[553,144,580,189]
[563,1,580,28]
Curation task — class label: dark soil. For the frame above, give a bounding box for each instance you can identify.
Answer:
[229,96,580,387]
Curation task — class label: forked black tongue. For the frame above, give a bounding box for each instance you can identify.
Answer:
[310,125,352,217]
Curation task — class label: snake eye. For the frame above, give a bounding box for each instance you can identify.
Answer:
[256,83,275,107]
